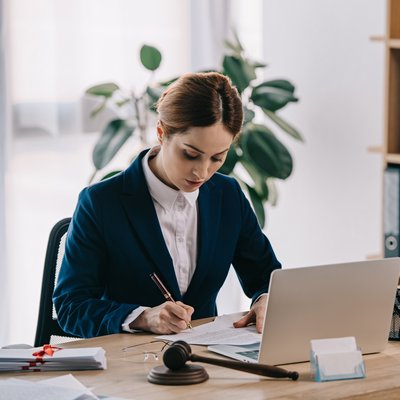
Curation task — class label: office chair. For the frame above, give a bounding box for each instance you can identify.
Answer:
[34,217,79,347]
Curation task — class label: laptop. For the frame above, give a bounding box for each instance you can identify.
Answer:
[208,258,400,365]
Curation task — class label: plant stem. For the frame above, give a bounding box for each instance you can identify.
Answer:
[132,92,148,146]
[88,169,97,184]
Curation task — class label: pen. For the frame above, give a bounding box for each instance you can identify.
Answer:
[150,272,193,329]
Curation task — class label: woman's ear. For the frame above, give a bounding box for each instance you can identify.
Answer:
[156,121,164,144]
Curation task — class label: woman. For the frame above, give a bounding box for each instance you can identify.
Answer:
[53,72,281,338]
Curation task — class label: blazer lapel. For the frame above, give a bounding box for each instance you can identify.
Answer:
[119,150,181,300]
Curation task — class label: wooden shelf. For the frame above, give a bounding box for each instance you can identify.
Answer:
[385,153,400,164]
[366,253,383,260]
[369,37,400,48]
[389,39,400,48]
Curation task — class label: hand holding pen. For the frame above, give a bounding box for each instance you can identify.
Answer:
[150,272,193,330]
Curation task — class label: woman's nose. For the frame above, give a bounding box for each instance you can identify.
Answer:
[193,162,208,180]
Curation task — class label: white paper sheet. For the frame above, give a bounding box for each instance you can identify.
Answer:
[156,313,261,345]
[310,337,366,381]
[0,377,92,400]
[0,374,127,400]
[40,374,98,398]
[310,336,358,354]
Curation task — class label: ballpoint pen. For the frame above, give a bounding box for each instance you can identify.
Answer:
[150,272,193,329]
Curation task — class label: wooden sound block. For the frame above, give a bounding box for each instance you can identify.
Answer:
[147,364,209,385]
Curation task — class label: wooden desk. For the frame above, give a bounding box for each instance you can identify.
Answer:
[2,332,400,399]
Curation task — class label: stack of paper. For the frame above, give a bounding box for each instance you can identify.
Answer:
[0,346,106,372]
[157,312,261,345]
[0,374,124,400]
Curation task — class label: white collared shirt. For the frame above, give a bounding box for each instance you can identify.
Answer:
[122,147,199,332]
[143,147,199,294]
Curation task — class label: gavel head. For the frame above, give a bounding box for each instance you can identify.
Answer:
[163,340,192,370]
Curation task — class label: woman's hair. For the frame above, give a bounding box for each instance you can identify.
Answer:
[156,72,243,138]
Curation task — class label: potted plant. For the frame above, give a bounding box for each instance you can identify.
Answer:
[85,35,302,227]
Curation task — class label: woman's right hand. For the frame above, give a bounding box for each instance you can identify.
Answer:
[129,301,194,334]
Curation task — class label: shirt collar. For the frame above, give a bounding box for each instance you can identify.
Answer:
[142,147,199,211]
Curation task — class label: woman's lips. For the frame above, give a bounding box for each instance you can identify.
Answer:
[186,179,204,187]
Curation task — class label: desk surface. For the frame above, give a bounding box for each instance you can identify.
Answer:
[2,327,400,400]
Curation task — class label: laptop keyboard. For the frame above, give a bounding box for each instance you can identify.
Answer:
[237,350,259,360]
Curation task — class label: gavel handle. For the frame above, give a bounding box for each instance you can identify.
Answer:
[190,353,299,380]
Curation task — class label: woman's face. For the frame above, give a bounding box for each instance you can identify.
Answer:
[154,122,234,192]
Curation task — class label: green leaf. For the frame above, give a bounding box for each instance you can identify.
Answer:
[231,29,245,53]
[251,61,267,69]
[100,170,122,181]
[250,81,298,112]
[241,158,269,200]
[140,44,162,71]
[146,85,167,110]
[245,183,266,228]
[157,76,179,87]
[115,98,131,108]
[260,79,296,93]
[86,82,120,98]
[263,109,304,142]
[243,107,255,125]
[241,124,293,179]
[219,145,239,175]
[90,99,107,118]
[92,119,136,169]
[224,39,242,56]
[223,55,256,93]
[266,178,278,206]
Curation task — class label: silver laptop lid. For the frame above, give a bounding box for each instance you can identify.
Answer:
[259,258,400,365]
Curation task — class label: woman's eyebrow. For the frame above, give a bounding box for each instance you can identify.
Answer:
[184,143,205,154]
[183,143,229,155]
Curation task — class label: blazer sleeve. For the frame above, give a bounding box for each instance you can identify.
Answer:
[53,187,138,338]
[231,179,281,303]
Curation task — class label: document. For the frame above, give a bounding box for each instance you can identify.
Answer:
[156,313,261,345]
[0,374,126,400]
[0,346,106,372]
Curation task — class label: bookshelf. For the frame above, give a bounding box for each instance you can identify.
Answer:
[382,0,400,259]
[368,0,400,259]
[385,0,400,164]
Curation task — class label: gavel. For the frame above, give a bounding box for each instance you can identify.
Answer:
[163,340,299,380]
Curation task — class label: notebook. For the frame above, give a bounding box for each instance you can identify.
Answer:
[208,258,400,365]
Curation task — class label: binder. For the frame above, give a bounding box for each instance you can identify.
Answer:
[384,165,400,257]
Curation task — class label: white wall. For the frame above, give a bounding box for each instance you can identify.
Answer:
[4,0,388,343]
[261,0,385,268]
[5,0,192,346]
[0,0,10,346]
[218,1,386,315]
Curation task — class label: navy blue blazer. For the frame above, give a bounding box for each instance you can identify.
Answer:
[53,149,281,338]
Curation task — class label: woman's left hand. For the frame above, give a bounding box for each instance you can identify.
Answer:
[233,294,267,333]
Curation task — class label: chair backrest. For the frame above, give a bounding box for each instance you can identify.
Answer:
[34,218,79,347]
